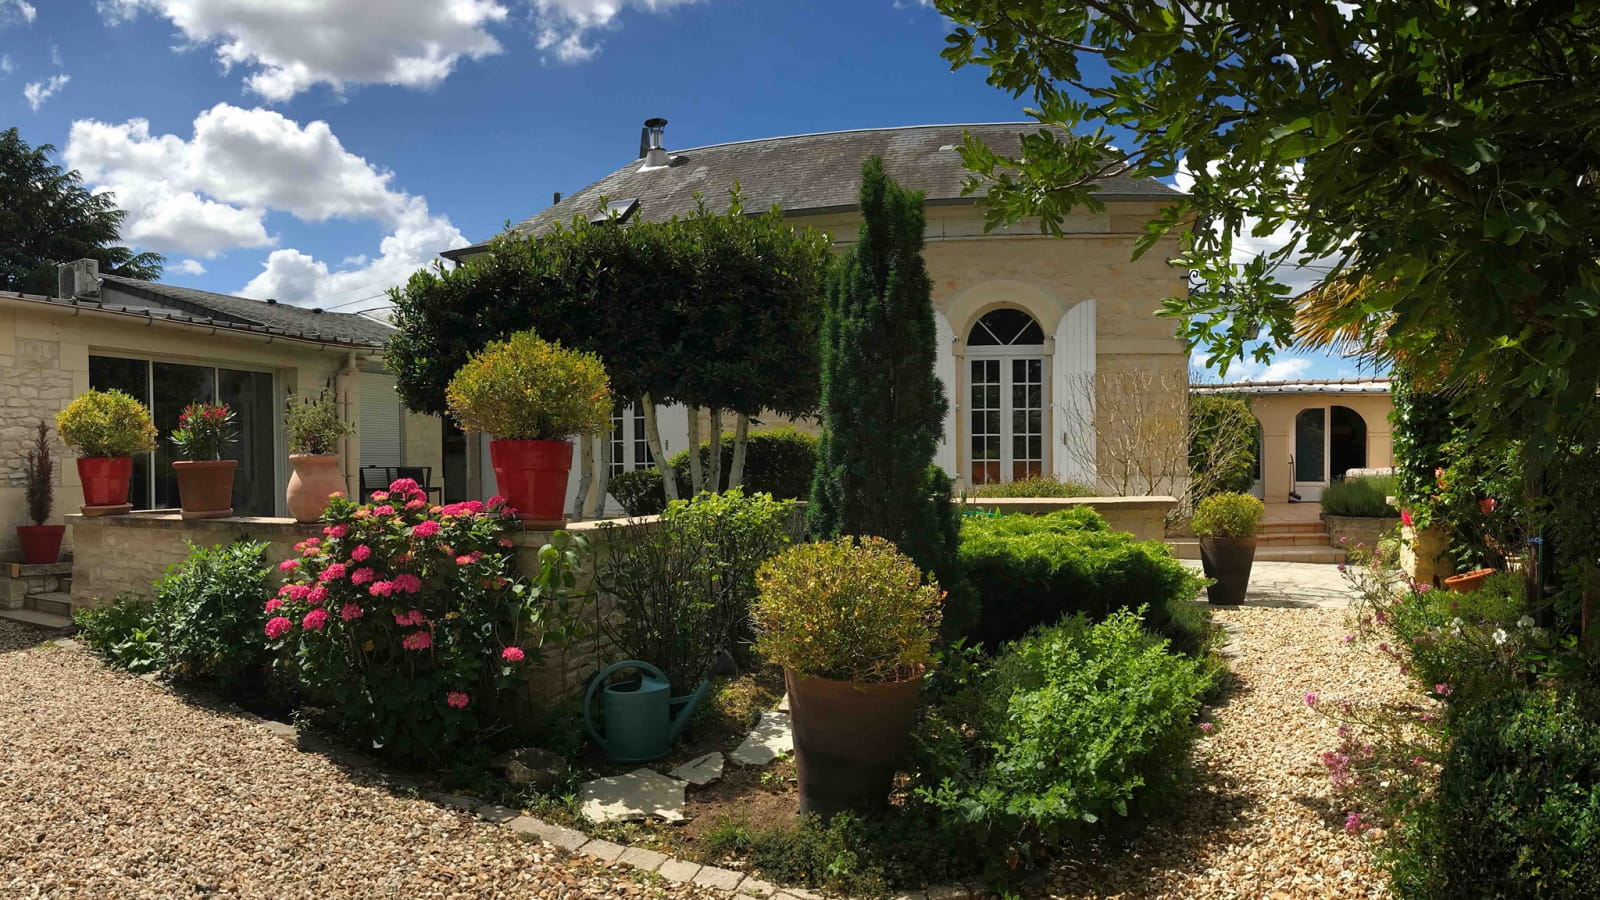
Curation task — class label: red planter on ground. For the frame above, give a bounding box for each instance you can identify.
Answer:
[489,438,573,526]
[77,456,134,515]
[15,525,65,564]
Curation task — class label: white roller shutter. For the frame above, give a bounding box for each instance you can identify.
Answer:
[359,373,404,468]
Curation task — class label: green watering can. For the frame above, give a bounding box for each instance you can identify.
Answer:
[584,660,713,763]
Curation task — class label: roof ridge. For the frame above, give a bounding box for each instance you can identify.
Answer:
[664,121,1049,157]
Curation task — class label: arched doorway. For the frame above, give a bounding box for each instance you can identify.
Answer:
[1293,404,1368,499]
[965,308,1048,485]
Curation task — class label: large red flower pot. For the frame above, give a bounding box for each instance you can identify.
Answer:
[785,667,925,819]
[77,456,134,516]
[489,438,573,527]
[173,459,238,520]
[16,525,65,564]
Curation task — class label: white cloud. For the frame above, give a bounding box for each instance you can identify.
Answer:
[1,0,35,27]
[0,55,13,75]
[22,73,67,110]
[531,0,702,62]
[171,259,207,276]
[98,0,509,100]
[66,103,464,305]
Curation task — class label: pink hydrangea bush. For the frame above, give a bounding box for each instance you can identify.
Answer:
[263,479,587,761]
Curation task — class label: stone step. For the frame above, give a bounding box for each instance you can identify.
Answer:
[1257,533,1332,547]
[1170,540,1345,565]
[1260,520,1326,535]
[0,607,73,630]
[27,592,73,617]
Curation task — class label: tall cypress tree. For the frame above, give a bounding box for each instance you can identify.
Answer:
[810,157,960,599]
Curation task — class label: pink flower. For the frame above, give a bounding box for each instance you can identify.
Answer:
[265,598,284,614]
[265,616,293,639]
[1305,693,1320,708]
[501,647,525,663]
[394,609,425,626]
[372,504,397,517]
[1197,721,1213,733]
[307,586,329,606]
[283,584,311,601]
[389,478,421,495]
[1434,683,1454,697]
[277,583,298,598]
[304,537,320,546]
[278,559,300,572]
[350,544,371,562]
[369,581,394,597]
[354,508,371,519]
[1344,811,1371,834]
[445,691,469,709]
[1400,509,1415,527]
[412,519,441,539]
[350,567,376,585]
[339,602,364,622]
[488,495,507,507]
[402,630,432,650]
[318,562,348,582]
[323,524,348,539]
[302,608,329,631]
[405,498,427,511]
[455,553,480,566]
[498,537,514,548]
[392,573,422,594]
[371,491,390,502]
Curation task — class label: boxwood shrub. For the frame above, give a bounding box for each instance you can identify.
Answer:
[958,509,1207,652]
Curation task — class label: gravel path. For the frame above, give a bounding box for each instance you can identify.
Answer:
[0,620,725,900]
[1041,571,1413,899]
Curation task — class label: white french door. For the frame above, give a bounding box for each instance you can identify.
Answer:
[1293,407,1328,501]
[968,355,1048,485]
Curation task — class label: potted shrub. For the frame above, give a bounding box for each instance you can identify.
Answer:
[752,536,943,818]
[16,421,64,563]
[285,389,353,523]
[446,330,611,526]
[1192,491,1265,605]
[169,401,238,519]
[56,388,157,516]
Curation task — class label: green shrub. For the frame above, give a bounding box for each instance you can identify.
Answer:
[920,609,1211,861]
[1188,393,1259,499]
[970,476,1095,498]
[1321,475,1399,518]
[596,489,793,689]
[672,427,819,500]
[73,595,162,673]
[285,389,352,455]
[1190,491,1264,537]
[957,509,1207,651]
[152,540,272,687]
[754,536,942,682]
[702,811,974,897]
[608,468,668,517]
[55,388,157,458]
[1386,688,1600,899]
[445,330,611,440]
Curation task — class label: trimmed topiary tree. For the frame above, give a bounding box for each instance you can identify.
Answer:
[809,158,961,615]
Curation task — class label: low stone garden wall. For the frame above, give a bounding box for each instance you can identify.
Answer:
[958,495,1177,542]
[1323,514,1402,551]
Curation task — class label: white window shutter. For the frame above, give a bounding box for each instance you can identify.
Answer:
[358,373,404,468]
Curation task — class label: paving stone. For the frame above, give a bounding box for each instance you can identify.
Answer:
[260,720,297,739]
[657,858,703,883]
[423,791,477,811]
[668,751,724,786]
[729,711,792,767]
[504,815,590,851]
[776,693,789,712]
[475,803,520,824]
[580,767,687,823]
[581,838,627,862]
[52,638,82,652]
[694,865,745,892]
[617,846,670,872]
[888,892,929,900]
[738,878,780,898]
[926,886,973,900]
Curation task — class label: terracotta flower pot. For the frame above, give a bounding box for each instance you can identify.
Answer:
[784,667,924,819]
[1444,568,1496,594]
[15,525,65,564]
[287,453,345,523]
[173,459,238,519]
[489,438,572,527]
[1199,535,1258,605]
[77,456,134,516]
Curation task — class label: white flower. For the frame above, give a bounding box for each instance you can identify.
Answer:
[1518,615,1536,629]
[1493,628,1509,646]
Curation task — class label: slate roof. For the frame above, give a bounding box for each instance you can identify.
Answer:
[97,274,394,347]
[1191,377,1392,395]
[443,122,1183,259]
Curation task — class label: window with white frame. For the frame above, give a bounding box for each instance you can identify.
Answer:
[610,401,655,476]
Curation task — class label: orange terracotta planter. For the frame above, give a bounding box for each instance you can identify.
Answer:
[173,459,237,519]
[1444,568,1496,594]
[287,454,345,523]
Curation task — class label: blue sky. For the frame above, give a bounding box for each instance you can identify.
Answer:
[2,0,1367,381]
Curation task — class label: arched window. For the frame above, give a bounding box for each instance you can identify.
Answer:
[965,308,1048,485]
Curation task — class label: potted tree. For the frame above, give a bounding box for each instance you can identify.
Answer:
[446,330,611,526]
[16,421,64,563]
[55,389,157,516]
[169,401,238,519]
[1192,491,1265,605]
[752,536,943,818]
[285,389,353,522]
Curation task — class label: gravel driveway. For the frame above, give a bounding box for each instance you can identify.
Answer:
[0,619,725,900]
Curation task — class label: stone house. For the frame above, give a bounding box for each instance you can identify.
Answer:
[0,260,443,558]
[441,120,1191,503]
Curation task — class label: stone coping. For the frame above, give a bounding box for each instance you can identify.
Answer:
[64,511,658,545]
[53,634,990,900]
[959,495,1177,512]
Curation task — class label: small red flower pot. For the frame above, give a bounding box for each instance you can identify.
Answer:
[488,438,573,527]
[15,525,65,564]
[77,456,134,515]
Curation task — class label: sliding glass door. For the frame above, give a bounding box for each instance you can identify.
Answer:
[89,355,277,516]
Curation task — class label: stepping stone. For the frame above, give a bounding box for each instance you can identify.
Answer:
[669,751,724,786]
[776,693,789,712]
[580,767,686,824]
[730,711,792,767]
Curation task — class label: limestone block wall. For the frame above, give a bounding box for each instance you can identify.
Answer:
[0,339,76,555]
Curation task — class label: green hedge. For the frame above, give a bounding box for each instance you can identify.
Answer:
[958,509,1207,652]
[608,427,818,516]
[1320,475,1398,518]
[970,475,1094,498]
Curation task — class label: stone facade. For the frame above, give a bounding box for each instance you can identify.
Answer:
[0,339,74,496]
